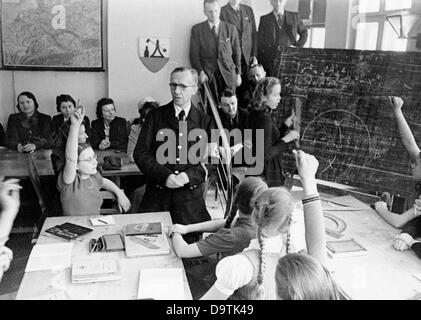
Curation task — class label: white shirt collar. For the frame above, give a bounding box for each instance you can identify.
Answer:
[174,102,191,119]
[230,3,240,12]
[208,20,220,33]
[245,235,284,253]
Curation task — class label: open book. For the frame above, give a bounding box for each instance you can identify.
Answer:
[71,259,122,283]
[326,239,368,258]
[124,222,170,258]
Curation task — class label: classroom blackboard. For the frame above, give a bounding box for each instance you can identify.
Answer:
[273,47,421,196]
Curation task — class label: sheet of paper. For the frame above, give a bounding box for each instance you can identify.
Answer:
[137,268,186,300]
[25,242,73,272]
[90,215,116,226]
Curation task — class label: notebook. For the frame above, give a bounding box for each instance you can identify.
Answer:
[124,222,163,236]
[45,222,93,240]
[326,239,368,258]
[137,268,186,300]
[71,259,122,283]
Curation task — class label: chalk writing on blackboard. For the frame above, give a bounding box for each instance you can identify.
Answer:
[273,47,421,196]
[301,109,373,174]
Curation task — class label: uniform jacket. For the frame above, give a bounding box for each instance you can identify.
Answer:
[190,20,242,89]
[258,11,308,74]
[6,111,51,150]
[134,101,214,189]
[91,116,128,151]
[220,3,258,65]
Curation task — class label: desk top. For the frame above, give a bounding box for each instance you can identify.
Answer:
[0,148,142,178]
[16,212,192,300]
[308,193,421,300]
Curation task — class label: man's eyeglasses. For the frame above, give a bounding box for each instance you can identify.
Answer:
[79,153,98,162]
[169,83,195,90]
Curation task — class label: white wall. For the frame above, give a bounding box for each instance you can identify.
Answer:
[108,0,204,122]
[0,71,107,126]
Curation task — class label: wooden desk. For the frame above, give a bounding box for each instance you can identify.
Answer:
[314,194,421,300]
[0,148,142,178]
[16,212,192,300]
[0,149,51,178]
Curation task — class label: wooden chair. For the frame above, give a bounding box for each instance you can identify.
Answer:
[100,190,122,215]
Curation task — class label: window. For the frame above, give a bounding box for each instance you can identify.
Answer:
[351,0,413,51]
[300,0,326,48]
[381,22,408,51]
[359,0,380,13]
[355,22,379,50]
[385,0,412,11]
[304,27,326,48]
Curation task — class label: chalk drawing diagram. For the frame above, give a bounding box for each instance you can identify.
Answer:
[301,109,372,175]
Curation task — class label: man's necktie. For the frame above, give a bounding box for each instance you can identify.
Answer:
[178,110,185,121]
[212,25,218,42]
[277,14,283,28]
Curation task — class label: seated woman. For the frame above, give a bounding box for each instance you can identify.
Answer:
[248,77,299,187]
[51,94,90,147]
[57,105,131,216]
[127,97,159,163]
[0,178,21,284]
[6,91,51,152]
[91,98,128,151]
[200,150,336,300]
[374,97,421,258]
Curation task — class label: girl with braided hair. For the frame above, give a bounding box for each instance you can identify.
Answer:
[275,150,340,300]
[248,77,299,187]
[200,150,333,300]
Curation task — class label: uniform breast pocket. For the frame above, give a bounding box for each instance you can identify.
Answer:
[219,39,232,54]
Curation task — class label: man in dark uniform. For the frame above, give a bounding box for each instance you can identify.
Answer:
[258,0,308,76]
[190,0,242,102]
[134,67,214,243]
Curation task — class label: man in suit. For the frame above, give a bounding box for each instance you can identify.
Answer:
[238,63,267,108]
[258,0,308,76]
[220,0,258,113]
[134,67,214,243]
[190,0,242,101]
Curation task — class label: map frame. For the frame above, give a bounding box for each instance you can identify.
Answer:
[1,0,104,71]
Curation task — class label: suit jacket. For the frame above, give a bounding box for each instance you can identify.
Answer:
[0,123,5,147]
[218,107,249,133]
[134,101,214,189]
[220,3,258,65]
[6,111,51,150]
[190,20,242,88]
[258,11,308,74]
[91,116,128,151]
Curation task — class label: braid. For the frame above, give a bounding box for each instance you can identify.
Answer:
[256,230,266,299]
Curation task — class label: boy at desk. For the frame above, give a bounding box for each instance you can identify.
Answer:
[374,96,421,258]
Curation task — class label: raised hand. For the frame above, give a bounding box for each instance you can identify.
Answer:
[293,150,319,180]
[282,130,300,143]
[70,105,85,127]
[390,96,404,112]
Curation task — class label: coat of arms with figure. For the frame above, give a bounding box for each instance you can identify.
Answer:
[138,37,170,73]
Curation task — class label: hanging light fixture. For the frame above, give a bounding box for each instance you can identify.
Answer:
[386,10,420,39]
